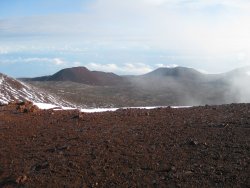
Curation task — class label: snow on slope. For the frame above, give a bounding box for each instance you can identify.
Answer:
[0,73,74,107]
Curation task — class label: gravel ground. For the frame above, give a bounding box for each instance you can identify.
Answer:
[0,102,249,187]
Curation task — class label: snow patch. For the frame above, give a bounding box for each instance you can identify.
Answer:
[171,106,191,109]
[0,76,4,85]
[34,103,59,109]
[80,106,191,113]
[81,108,119,113]
[0,99,8,104]
[33,103,191,113]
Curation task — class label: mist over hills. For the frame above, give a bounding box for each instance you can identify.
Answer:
[16,66,250,107]
[143,66,203,79]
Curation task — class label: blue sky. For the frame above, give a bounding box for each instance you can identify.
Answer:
[0,0,90,18]
[1,0,250,77]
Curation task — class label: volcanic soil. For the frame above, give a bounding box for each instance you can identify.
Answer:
[0,102,249,187]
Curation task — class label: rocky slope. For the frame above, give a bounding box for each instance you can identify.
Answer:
[0,73,73,107]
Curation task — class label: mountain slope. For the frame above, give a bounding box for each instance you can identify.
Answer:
[127,66,219,91]
[23,67,124,86]
[0,73,73,106]
[142,67,203,79]
[221,66,250,79]
[23,66,250,107]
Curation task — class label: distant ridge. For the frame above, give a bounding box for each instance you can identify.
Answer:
[19,65,250,107]
[21,66,250,85]
[142,66,204,80]
[22,67,124,86]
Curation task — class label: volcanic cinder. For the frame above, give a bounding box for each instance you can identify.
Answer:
[0,102,249,187]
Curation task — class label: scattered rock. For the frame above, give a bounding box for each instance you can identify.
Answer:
[171,166,176,172]
[57,145,70,151]
[32,161,49,172]
[187,139,199,146]
[16,101,40,113]
[184,171,193,175]
[16,175,28,184]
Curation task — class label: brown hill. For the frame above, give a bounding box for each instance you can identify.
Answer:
[24,67,124,86]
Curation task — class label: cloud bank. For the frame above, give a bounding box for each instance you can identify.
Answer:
[86,62,153,75]
[1,0,250,76]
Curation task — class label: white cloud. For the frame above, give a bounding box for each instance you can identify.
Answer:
[1,0,250,74]
[53,58,65,65]
[0,47,9,54]
[156,64,178,68]
[144,0,170,6]
[73,61,82,66]
[143,0,250,9]
[87,62,153,75]
[24,57,66,65]
[87,63,118,72]
[0,57,66,66]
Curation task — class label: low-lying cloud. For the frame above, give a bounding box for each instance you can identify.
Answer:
[86,62,153,75]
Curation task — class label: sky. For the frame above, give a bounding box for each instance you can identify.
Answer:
[1,0,250,77]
